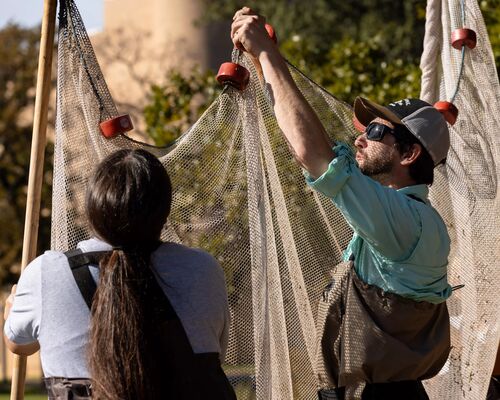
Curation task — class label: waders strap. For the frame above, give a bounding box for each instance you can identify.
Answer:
[64,249,110,309]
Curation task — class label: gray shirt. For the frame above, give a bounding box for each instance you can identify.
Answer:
[4,238,230,378]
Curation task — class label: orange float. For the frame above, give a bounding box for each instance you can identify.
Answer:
[99,114,134,139]
[451,28,477,50]
[434,101,459,125]
[265,23,278,44]
[216,62,251,91]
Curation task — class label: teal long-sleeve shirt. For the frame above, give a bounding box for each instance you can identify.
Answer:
[305,143,452,304]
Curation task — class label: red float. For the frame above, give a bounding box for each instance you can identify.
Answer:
[451,28,477,50]
[99,114,134,139]
[265,23,278,44]
[434,101,459,125]
[216,62,250,91]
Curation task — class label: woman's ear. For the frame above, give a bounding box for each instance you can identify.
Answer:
[400,143,422,166]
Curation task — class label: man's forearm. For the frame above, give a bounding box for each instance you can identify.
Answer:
[258,50,335,179]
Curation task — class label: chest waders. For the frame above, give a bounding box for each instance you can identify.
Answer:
[44,249,237,400]
[315,258,450,400]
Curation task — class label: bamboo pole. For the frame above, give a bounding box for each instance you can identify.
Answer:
[9,0,57,399]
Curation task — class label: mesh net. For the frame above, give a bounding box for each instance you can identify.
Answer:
[420,1,500,399]
[52,0,499,398]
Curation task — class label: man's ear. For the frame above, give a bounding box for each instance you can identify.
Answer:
[400,143,422,166]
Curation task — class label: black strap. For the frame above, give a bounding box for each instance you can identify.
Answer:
[65,249,110,309]
[64,248,236,399]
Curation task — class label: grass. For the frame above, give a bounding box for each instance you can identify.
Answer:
[0,382,46,399]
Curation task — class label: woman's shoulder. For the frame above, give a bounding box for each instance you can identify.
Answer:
[24,238,110,279]
[36,238,111,261]
[14,249,68,296]
[157,242,218,261]
[25,249,66,272]
[153,242,223,276]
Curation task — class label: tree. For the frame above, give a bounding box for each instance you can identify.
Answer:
[481,0,500,79]
[200,0,427,70]
[144,68,221,146]
[0,24,54,286]
[282,36,421,106]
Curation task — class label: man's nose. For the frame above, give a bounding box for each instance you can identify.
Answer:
[355,133,368,148]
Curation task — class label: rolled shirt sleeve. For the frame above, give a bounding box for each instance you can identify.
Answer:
[4,257,42,345]
[304,143,451,303]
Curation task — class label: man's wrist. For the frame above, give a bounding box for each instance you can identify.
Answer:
[258,48,286,69]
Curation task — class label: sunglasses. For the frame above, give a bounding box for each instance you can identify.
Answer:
[364,122,404,142]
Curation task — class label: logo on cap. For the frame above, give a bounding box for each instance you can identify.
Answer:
[390,99,411,107]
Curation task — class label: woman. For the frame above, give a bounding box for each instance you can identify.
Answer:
[4,149,236,400]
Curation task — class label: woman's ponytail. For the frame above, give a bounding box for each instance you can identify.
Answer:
[85,149,171,399]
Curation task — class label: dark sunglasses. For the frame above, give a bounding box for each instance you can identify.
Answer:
[364,122,404,142]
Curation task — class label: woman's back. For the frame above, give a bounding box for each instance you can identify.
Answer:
[151,241,230,358]
[6,237,230,379]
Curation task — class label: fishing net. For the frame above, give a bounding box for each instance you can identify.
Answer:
[51,0,499,398]
[420,1,500,399]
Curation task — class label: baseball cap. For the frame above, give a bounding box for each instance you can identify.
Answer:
[354,97,450,166]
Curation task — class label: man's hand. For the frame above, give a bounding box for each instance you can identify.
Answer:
[4,284,16,321]
[231,7,277,60]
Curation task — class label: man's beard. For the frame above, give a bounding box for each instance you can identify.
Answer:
[359,152,394,183]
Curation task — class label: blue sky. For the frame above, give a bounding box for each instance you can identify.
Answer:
[1,0,103,31]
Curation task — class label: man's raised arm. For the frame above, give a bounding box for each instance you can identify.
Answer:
[231,7,335,179]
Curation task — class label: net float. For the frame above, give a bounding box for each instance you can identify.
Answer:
[216,62,250,91]
[434,101,459,125]
[99,114,134,138]
[265,23,278,44]
[451,28,477,50]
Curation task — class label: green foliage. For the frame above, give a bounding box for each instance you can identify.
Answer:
[146,2,428,136]
[153,0,500,124]
[144,68,221,146]
[200,0,427,65]
[153,1,427,122]
[0,24,53,286]
[481,0,500,79]
[283,36,421,105]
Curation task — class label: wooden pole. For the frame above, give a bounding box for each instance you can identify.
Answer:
[9,0,57,399]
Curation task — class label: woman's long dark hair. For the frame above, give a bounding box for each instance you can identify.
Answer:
[85,149,172,400]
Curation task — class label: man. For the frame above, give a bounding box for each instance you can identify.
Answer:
[232,7,451,400]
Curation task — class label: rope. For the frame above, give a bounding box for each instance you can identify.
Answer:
[450,0,467,103]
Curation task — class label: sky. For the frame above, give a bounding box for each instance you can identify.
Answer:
[1,0,103,32]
